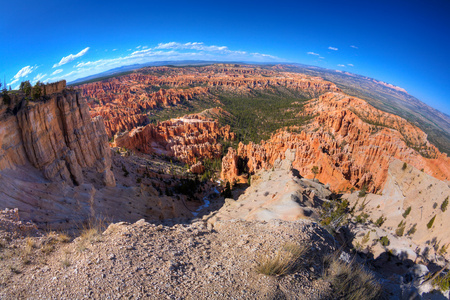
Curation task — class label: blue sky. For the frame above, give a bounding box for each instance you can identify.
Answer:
[1,0,449,115]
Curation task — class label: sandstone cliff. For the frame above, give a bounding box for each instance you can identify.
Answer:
[221,92,450,192]
[77,65,340,138]
[0,81,114,187]
[0,82,191,229]
[113,112,235,164]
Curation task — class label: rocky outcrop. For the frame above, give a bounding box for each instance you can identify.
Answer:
[211,150,332,224]
[77,65,340,138]
[0,81,115,187]
[0,83,192,229]
[189,161,205,174]
[222,92,450,192]
[344,160,450,261]
[113,115,234,164]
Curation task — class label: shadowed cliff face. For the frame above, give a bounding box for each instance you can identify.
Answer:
[0,83,191,229]
[221,92,450,193]
[0,82,115,187]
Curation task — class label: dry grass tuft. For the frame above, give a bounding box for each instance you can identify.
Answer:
[256,243,309,276]
[61,254,71,268]
[323,254,383,300]
[76,218,107,252]
[56,233,71,243]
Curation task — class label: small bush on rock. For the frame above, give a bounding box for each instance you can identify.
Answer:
[323,254,383,300]
[427,215,436,229]
[441,196,449,212]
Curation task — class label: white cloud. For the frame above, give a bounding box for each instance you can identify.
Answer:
[319,57,325,59]
[154,42,228,52]
[307,52,320,56]
[51,69,63,75]
[9,65,36,85]
[46,42,282,83]
[142,46,148,49]
[337,64,345,67]
[136,45,141,49]
[75,61,101,68]
[53,47,90,68]
[112,49,117,51]
[350,45,358,49]
[328,47,338,51]
[33,73,47,82]
[348,64,354,67]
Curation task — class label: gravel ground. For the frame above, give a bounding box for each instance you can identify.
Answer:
[0,217,337,299]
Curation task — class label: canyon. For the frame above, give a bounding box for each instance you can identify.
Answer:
[221,92,450,193]
[0,81,191,229]
[1,64,450,299]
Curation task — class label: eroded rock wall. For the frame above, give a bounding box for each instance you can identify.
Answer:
[0,83,115,187]
[113,114,234,164]
[222,92,450,192]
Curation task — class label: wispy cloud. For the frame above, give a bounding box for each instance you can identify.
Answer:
[350,45,358,49]
[307,52,320,56]
[53,47,90,68]
[51,69,63,75]
[347,64,354,67]
[9,65,36,85]
[328,46,338,51]
[337,64,345,67]
[153,42,228,52]
[112,49,117,51]
[46,42,282,83]
[33,73,47,82]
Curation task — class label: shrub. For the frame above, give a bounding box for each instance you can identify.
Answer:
[402,206,411,218]
[441,196,449,212]
[323,254,383,300]
[402,162,407,170]
[375,216,386,227]
[380,236,390,247]
[256,243,308,276]
[396,225,405,237]
[2,88,11,106]
[122,165,129,177]
[361,231,370,245]
[427,215,436,229]
[439,244,448,256]
[432,271,450,292]
[311,166,319,180]
[358,184,368,198]
[222,181,233,198]
[407,224,417,236]
[320,199,349,231]
[355,213,369,224]
[32,81,42,100]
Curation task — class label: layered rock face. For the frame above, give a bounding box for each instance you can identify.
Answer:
[0,82,191,229]
[113,113,235,164]
[77,65,339,138]
[222,92,450,192]
[0,81,114,187]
